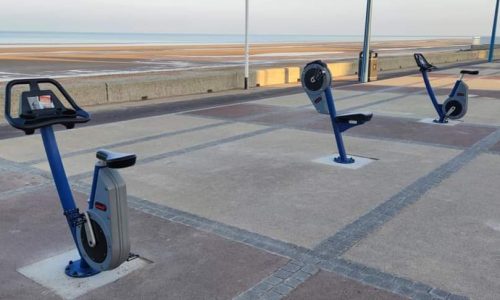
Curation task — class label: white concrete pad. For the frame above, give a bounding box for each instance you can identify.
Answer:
[18,250,150,299]
[418,118,461,126]
[312,154,375,169]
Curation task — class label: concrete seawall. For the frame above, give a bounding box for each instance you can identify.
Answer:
[0,49,493,122]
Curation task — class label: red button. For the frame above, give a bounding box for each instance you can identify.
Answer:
[95,202,107,211]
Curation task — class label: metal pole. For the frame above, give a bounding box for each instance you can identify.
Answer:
[244,0,250,89]
[324,87,352,163]
[360,0,373,83]
[489,0,500,62]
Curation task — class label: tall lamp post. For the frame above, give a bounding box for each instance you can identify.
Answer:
[489,0,500,62]
[244,0,250,89]
[360,0,373,83]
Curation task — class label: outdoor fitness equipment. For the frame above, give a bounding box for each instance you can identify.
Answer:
[414,53,479,123]
[301,60,373,164]
[4,78,137,278]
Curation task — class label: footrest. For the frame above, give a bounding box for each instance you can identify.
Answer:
[96,149,136,169]
[335,112,373,125]
[460,70,479,75]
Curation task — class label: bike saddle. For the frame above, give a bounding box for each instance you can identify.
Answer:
[96,150,137,169]
[460,70,479,75]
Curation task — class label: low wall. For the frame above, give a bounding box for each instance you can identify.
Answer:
[378,50,489,72]
[0,49,494,123]
[255,50,490,86]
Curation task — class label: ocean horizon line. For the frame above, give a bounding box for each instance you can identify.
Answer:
[0,30,473,37]
[0,31,473,46]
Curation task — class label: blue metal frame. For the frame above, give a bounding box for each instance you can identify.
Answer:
[40,126,100,277]
[448,80,461,98]
[324,87,355,164]
[420,70,446,123]
[88,165,103,210]
[489,0,500,62]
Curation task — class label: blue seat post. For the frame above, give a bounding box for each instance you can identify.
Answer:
[88,164,104,210]
[324,87,354,164]
[40,126,94,273]
[448,80,462,98]
[421,70,446,123]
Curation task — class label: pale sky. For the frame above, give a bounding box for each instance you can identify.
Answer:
[0,0,496,36]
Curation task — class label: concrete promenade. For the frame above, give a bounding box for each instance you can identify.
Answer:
[1,61,500,299]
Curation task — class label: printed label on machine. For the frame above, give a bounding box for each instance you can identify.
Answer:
[27,95,55,110]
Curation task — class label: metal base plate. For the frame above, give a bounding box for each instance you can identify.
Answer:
[65,259,100,278]
[17,250,150,299]
[418,118,461,126]
[312,154,375,169]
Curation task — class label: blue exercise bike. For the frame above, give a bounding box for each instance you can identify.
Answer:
[414,53,479,123]
[302,60,373,164]
[4,78,137,278]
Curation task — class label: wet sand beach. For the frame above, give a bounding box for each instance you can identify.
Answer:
[0,39,469,80]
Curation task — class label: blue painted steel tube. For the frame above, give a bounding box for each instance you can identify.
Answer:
[324,87,350,163]
[360,0,373,83]
[489,0,500,62]
[88,165,101,209]
[448,80,461,98]
[40,126,95,272]
[41,126,77,214]
[421,71,445,122]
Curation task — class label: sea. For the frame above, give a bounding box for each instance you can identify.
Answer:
[0,31,470,45]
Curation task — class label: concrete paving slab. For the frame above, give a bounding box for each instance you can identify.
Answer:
[32,122,266,176]
[0,165,46,193]
[189,93,412,126]
[252,94,312,107]
[0,114,220,163]
[491,141,500,153]
[0,186,287,300]
[364,94,447,119]
[345,75,424,88]
[249,107,319,126]
[344,153,500,300]
[294,115,496,149]
[368,94,500,126]
[0,187,85,300]
[461,98,500,126]
[188,99,496,149]
[188,93,500,147]
[284,270,404,300]
[123,128,459,248]
[253,90,367,107]
[333,92,409,112]
[188,103,282,119]
[469,78,500,90]
[83,204,288,300]
[341,76,455,92]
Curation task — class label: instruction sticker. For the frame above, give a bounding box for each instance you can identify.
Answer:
[39,95,55,109]
[27,95,55,110]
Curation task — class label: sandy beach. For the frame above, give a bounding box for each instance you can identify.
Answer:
[0,39,469,80]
